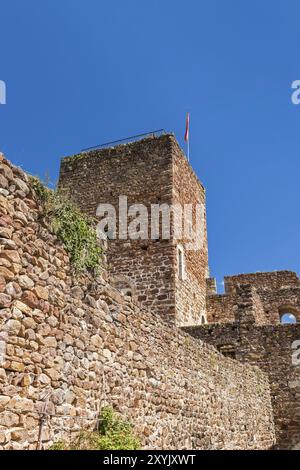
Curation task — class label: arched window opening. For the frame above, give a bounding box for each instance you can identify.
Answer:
[280,313,297,325]
[278,305,299,325]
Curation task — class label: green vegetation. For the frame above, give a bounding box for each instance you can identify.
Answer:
[49,406,141,450]
[62,153,89,170]
[30,175,49,202]
[29,176,102,273]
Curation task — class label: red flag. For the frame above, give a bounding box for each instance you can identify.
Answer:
[184,112,189,142]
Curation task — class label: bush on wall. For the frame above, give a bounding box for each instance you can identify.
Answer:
[50,406,141,450]
[29,176,102,273]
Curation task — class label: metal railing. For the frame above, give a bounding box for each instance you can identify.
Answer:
[81,129,167,153]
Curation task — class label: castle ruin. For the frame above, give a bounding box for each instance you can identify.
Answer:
[0,133,299,449]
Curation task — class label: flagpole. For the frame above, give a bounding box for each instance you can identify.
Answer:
[188,113,190,162]
[185,112,190,161]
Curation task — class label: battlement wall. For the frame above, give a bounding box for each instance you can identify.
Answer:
[207,272,300,325]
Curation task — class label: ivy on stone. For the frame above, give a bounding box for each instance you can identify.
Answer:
[29,176,102,273]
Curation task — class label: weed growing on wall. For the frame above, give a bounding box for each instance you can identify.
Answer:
[50,407,140,450]
[29,176,102,273]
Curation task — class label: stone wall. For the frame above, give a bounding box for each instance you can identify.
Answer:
[59,134,208,326]
[207,271,300,324]
[0,154,275,450]
[224,271,300,294]
[186,285,300,449]
[59,135,176,322]
[172,138,209,325]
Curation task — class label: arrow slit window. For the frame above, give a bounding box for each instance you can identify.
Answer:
[178,245,185,280]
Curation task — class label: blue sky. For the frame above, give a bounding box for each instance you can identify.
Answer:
[1,0,300,288]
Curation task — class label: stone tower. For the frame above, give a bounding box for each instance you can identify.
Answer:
[59,133,209,326]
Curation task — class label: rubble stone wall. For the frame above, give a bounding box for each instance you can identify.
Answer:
[59,134,209,326]
[172,139,209,326]
[207,271,300,325]
[186,286,300,450]
[0,155,275,450]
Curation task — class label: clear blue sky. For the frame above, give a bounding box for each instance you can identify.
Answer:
[1,0,300,288]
